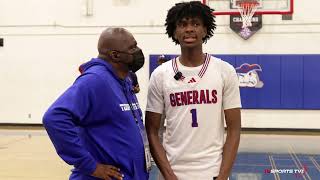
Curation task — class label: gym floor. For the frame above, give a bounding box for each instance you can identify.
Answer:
[0,128,319,180]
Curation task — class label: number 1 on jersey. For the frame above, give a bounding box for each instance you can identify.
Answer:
[190,109,198,127]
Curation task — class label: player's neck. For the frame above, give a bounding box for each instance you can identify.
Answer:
[179,47,205,67]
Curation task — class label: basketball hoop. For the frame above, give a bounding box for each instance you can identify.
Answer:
[236,0,260,29]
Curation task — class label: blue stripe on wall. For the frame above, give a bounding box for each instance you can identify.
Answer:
[149,54,320,110]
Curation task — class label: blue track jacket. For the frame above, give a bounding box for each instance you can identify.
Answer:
[43,58,149,180]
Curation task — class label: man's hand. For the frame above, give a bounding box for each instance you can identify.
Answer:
[91,163,124,180]
[133,85,140,93]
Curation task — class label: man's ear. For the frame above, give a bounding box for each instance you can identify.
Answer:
[111,51,120,60]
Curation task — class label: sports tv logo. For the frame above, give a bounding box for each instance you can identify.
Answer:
[264,165,308,179]
[236,63,264,88]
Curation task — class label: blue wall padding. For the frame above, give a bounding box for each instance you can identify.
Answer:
[303,55,320,109]
[256,55,282,109]
[281,55,304,109]
[149,54,320,109]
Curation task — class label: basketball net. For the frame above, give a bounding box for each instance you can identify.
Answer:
[237,0,259,29]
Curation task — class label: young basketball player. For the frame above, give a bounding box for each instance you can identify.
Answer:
[145,1,241,180]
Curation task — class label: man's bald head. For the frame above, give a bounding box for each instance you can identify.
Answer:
[97,27,133,55]
[96,27,143,78]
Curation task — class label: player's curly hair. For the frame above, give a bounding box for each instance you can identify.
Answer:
[165,1,216,44]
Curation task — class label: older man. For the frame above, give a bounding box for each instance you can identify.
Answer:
[43,28,149,180]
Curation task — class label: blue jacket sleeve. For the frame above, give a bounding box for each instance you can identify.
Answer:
[42,74,97,175]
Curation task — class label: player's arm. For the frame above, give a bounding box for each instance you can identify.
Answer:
[146,66,177,179]
[145,111,178,180]
[217,108,241,180]
[217,63,242,180]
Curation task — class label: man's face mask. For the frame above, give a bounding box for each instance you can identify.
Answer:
[128,49,145,72]
[114,49,145,72]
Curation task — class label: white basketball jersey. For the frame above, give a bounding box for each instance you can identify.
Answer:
[146,54,241,180]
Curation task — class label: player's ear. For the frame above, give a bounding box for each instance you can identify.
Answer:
[203,28,207,38]
[174,32,177,40]
[201,28,207,42]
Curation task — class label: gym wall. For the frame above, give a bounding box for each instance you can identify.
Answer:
[0,0,319,129]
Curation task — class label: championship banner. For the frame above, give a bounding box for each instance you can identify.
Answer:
[230,15,262,40]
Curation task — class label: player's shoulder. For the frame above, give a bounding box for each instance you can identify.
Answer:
[209,55,235,72]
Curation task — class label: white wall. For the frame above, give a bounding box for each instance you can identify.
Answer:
[0,0,319,128]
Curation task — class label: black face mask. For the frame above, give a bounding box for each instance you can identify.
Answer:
[128,49,145,72]
[111,48,145,72]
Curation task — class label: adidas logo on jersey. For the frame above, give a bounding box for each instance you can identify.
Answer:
[188,77,196,83]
